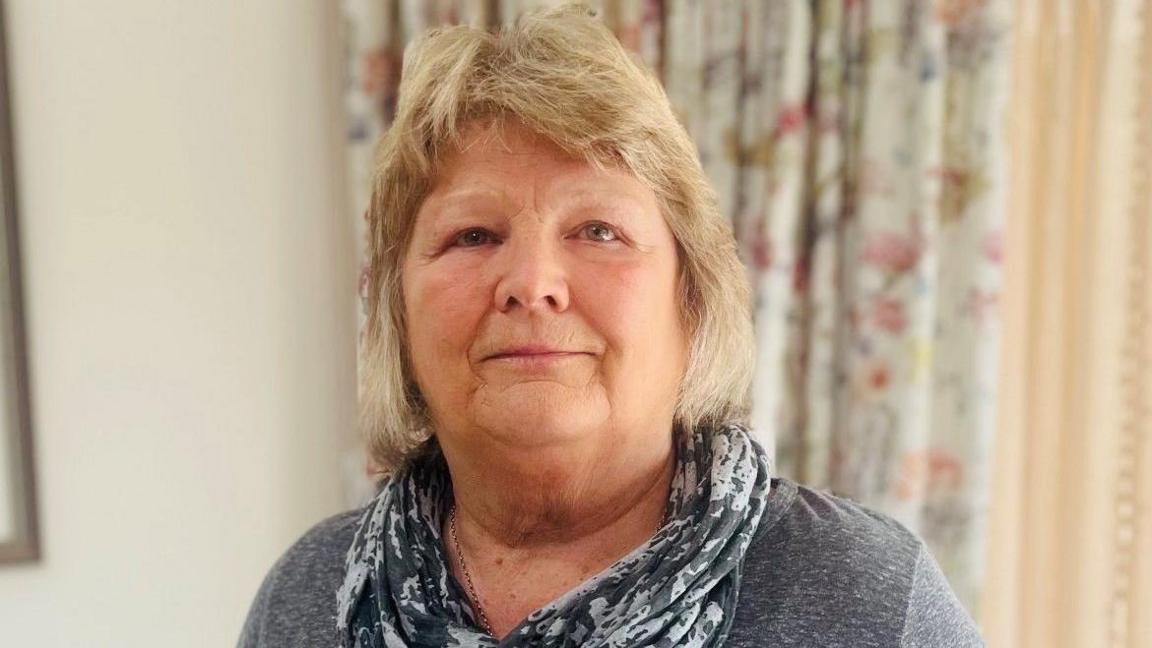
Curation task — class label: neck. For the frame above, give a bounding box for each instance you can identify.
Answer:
[435,422,677,639]
[441,426,676,549]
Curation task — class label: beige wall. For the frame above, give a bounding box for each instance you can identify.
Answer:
[0,1,358,646]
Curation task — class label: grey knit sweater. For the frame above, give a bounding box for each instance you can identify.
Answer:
[238,478,984,647]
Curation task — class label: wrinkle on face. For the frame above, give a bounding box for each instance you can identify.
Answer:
[401,119,687,462]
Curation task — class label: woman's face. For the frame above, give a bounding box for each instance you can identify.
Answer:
[402,121,688,453]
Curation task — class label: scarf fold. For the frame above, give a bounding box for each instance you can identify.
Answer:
[335,423,771,648]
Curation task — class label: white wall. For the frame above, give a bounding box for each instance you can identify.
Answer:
[0,1,358,645]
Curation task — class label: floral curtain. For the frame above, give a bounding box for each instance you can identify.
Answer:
[341,0,1011,616]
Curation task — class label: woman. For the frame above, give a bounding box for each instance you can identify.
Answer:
[239,5,983,647]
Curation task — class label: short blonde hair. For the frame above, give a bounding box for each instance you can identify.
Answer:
[360,4,754,473]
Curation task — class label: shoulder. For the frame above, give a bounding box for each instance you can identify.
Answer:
[753,478,923,565]
[727,479,982,647]
[237,508,365,648]
[744,479,924,606]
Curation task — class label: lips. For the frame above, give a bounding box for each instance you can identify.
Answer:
[487,346,578,360]
[483,342,601,361]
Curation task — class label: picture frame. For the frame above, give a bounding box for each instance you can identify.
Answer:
[0,4,39,564]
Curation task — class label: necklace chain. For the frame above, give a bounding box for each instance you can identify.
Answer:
[449,505,495,636]
[448,504,670,638]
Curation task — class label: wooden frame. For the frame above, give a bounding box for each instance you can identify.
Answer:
[0,3,38,564]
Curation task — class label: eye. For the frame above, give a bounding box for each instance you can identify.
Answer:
[580,222,620,243]
[452,228,498,248]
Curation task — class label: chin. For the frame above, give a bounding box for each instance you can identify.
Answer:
[475,394,609,449]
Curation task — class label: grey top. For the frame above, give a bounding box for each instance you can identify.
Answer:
[238,479,984,647]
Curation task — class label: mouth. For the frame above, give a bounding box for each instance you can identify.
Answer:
[485,345,586,360]
[486,351,586,361]
[482,347,593,369]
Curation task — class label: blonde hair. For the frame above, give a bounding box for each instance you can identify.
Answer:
[360,4,754,473]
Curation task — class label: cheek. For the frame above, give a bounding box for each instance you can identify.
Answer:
[575,257,685,360]
[403,264,490,365]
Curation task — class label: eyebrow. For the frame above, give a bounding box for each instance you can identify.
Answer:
[419,188,507,220]
[419,186,653,227]
[561,190,651,213]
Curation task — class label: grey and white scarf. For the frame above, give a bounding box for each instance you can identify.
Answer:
[335,423,771,647]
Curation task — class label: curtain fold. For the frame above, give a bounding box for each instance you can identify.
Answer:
[984,2,1152,647]
[341,0,1011,617]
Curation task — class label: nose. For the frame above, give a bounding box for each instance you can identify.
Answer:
[493,233,570,314]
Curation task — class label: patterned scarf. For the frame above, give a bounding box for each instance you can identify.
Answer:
[335,423,771,647]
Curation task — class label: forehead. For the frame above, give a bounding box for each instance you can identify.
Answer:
[423,121,655,210]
